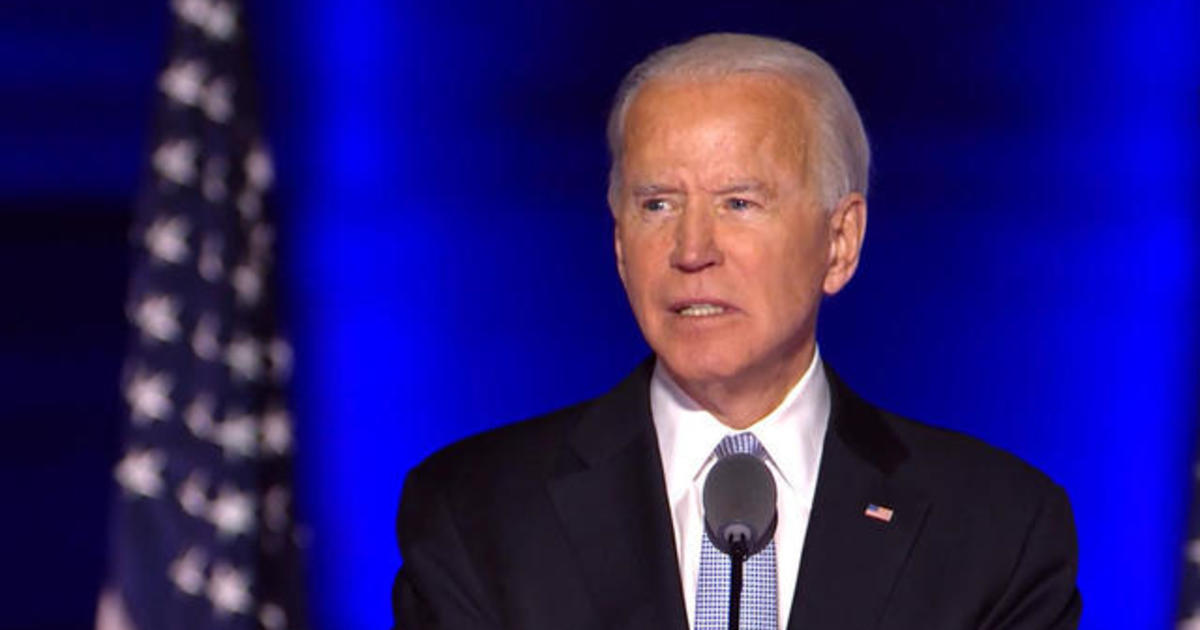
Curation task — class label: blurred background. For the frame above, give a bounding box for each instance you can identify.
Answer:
[2,0,1196,629]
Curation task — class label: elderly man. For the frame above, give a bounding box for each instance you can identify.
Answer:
[393,33,1080,630]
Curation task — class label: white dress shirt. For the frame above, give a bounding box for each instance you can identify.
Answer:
[650,349,831,629]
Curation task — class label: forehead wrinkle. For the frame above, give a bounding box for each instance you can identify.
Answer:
[620,74,817,196]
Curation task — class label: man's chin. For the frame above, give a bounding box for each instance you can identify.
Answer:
[656,352,746,390]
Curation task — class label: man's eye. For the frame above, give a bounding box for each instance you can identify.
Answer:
[642,199,669,212]
[725,198,754,211]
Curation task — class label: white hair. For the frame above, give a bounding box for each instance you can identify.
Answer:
[606,33,870,213]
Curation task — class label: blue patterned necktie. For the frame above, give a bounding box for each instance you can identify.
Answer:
[695,433,778,630]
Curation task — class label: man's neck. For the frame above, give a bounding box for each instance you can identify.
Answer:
[665,344,817,430]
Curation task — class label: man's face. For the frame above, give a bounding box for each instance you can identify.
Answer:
[612,74,861,392]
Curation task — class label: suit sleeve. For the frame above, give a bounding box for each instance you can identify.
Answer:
[392,462,500,630]
[980,481,1083,630]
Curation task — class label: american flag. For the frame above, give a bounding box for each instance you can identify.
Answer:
[97,0,307,628]
[863,503,894,523]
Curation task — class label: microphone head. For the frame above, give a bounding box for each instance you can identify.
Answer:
[702,452,778,558]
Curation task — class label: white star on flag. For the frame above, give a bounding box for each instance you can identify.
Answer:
[125,370,173,424]
[173,0,209,29]
[259,602,287,630]
[184,394,215,439]
[1180,611,1200,630]
[261,408,292,455]
[169,547,209,596]
[207,485,255,537]
[225,334,262,381]
[133,294,182,343]
[245,143,273,191]
[202,76,234,123]
[232,264,263,306]
[263,486,290,533]
[249,224,274,259]
[173,0,238,42]
[269,337,293,382]
[144,215,191,264]
[115,449,167,498]
[159,60,207,107]
[215,412,258,458]
[236,189,261,221]
[201,1,237,40]
[1188,539,1200,566]
[198,234,225,282]
[177,470,210,517]
[202,156,229,202]
[207,562,252,615]
[152,139,198,186]
[191,313,222,362]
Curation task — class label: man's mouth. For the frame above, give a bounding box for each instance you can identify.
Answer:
[675,303,729,317]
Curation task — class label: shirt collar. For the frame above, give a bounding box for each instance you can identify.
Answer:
[650,348,831,503]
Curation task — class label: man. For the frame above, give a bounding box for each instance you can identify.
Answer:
[393,33,1081,629]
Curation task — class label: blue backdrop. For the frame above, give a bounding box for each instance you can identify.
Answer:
[1,1,1196,629]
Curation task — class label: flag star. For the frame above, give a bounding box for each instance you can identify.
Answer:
[226,335,262,381]
[169,547,208,596]
[184,394,215,438]
[249,224,274,260]
[207,484,255,537]
[199,234,225,282]
[268,337,293,382]
[1187,538,1200,565]
[245,143,274,191]
[1181,612,1200,630]
[133,294,182,343]
[202,156,229,202]
[202,76,234,122]
[259,602,286,630]
[173,0,209,26]
[152,139,198,185]
[263,486,290,532]
[236,189,261,221]
[144,215,191,264]
[191,314,222,362]
[159,60,207,107]
[261,408,292,455]
[207,562,252,615]
[215,412,258,458]
[232,264,263,306]
[177,470,210,516]
[202,1,238,41]
[125,371,173,424]
[115,449,167,498]
[95,588,134,630]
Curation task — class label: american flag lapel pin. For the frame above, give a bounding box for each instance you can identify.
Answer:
[864,503,895,523]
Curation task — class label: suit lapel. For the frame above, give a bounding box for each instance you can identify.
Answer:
[787,367,931,630]
[546,359,689,630]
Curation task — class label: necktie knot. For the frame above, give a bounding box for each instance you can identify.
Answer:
[714,432,766,459]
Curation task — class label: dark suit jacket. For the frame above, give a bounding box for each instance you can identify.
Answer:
[393,359,1081,629]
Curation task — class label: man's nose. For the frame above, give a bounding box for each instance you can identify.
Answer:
[669,205,722,272]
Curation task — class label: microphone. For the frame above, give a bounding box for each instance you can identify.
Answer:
[703,452,777,630]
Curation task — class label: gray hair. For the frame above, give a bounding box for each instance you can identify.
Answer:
[606,33,870,213]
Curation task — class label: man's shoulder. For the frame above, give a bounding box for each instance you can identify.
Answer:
[409,359,655,491]
[872,404,1068,514]
[407,397,593,489]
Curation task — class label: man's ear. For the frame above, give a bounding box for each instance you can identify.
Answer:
[822,192,867,295]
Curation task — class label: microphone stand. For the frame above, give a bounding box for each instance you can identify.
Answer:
[727,536,748,630]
